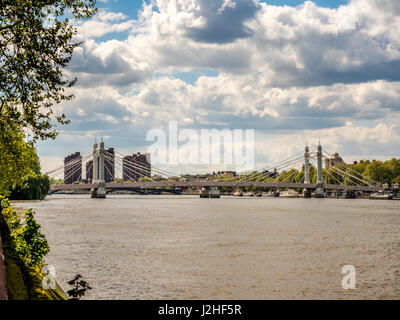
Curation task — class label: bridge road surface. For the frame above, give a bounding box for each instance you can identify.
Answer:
[50,181,379,193]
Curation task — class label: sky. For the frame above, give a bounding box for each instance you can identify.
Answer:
[38,0,400,174]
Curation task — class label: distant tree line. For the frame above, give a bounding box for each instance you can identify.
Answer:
[0,127,50,199]
[210,158,400,188]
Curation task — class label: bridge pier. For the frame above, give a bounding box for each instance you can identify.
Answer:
[200,187,210,198]
[315,143,325,198]
[345,189,356,199]
[91,184,106,198]
[303,189,312,198]
[303,145,312,198]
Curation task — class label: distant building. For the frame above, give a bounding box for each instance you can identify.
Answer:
[85,160,93,182]
[104,148,115,183]
[122,152,151,181]
[325,153,346,168]
[64,152,82,184]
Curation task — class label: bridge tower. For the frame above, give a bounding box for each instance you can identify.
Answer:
[93,140,98,182]
[315,143,325,198]
[91,139,106,198]
[303,145,311,198]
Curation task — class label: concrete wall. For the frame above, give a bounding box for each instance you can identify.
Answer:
[0,235,7,300]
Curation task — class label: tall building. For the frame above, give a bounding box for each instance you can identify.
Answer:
[104,148,115,183]
[86,160,93,182]
[123,152,151,181]
[64,152,82,184]
[325,153,346,168]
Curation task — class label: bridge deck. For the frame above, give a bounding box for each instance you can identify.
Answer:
[50,181,379,192]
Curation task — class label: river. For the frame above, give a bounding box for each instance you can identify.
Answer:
[14,195,400,300]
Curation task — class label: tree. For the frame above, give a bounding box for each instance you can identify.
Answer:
[385,158,400,182]
[294,170,304,183]
[138,176,153,182]
[0,0,97,141]
[365,160,392,184]
[0,125,41,194]
[393,175,400,183]
[10,173,50,200]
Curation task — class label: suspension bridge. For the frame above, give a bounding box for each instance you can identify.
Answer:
[46,140,381,198]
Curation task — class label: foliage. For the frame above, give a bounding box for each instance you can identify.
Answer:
[0,122,50,199]
[210,158,400,187]
[1,196,21,230]
[0,126,42,194]
[50,177,64,185]
[67,274,91,300]
[0,196,49,268]
[295,171,304,183]
[0,0,97,141]
[138,176,152,182]
[10,173,50,200]
[0,195,65,299]
[365,160,392,184]
[12,209,49,267]
[168,176,181,182]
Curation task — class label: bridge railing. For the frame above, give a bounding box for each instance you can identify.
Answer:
[50,181,379,192]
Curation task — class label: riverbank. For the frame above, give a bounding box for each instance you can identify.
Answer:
[0,197,67,300]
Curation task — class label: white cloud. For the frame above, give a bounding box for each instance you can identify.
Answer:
[38,0,400,171]
[75,10,136,38]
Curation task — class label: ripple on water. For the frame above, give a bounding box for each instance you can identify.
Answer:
[13,195,400,300]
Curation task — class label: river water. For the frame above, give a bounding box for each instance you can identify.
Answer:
[15,195,400,300]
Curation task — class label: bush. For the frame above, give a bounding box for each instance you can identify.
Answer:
[12,209,49,268]
[1,196,49,267]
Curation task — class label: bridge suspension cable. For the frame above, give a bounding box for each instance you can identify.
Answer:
[236,154,306,183]
[50,153,92,183]
[321,154,378,188]
[114,155,161,179]
[45,150,92,178]
[248,149,305,174]
[60,154,92,183]
[323,166,344,186]
[111,150,182,179]
[108,154,157,181]
[264,156,308,182]
[322,150,379,186]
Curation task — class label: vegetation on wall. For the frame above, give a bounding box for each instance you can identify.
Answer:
[1,196,49,268]
[0,196,65,299]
